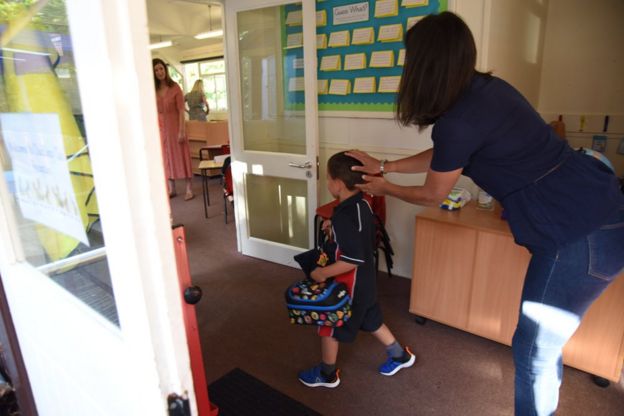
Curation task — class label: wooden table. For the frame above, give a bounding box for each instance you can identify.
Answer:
[410,201,624,382]
[198,160,223,219]
[186,120,229,175]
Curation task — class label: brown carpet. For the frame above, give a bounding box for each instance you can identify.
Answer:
[172,176,624,416]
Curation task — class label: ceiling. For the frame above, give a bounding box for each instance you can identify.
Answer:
[145,0,223,53]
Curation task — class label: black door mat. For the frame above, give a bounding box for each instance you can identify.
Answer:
[208,368,321,416]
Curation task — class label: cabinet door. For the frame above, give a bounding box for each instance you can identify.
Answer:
[410,219,476,329]
[467,232,530,344]
[563,274,624,381]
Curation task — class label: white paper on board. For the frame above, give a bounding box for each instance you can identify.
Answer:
[1,113,89,245]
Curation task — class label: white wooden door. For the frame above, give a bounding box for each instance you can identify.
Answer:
[0,1,196,415]
[225,0,319,267]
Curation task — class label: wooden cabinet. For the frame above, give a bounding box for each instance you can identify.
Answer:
[410,202,624,381]
[186,120,229,174]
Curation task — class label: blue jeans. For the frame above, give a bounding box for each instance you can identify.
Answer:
[512,205,624,416]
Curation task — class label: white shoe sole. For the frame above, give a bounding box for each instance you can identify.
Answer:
[298,377,341,388]
[380,352,416,376]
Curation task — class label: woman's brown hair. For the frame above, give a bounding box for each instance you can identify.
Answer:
[152,58,174,89]
[396,11,488,127]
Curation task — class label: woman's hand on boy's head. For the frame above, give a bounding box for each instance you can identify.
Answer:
[356,174,387,196]
[345,149,381,175]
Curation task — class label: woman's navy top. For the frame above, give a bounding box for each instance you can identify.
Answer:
[431,74,623,252]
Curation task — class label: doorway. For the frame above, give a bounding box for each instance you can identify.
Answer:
[146,0,230,210]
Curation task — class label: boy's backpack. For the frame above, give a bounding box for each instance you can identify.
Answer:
[314,194,394,277]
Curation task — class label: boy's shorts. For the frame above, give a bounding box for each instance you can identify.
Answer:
[318,302,383,343]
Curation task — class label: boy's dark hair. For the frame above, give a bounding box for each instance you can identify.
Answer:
[327,152,365,191]
[396,11,489,127]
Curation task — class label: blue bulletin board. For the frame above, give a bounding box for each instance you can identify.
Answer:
[282,0,447,113]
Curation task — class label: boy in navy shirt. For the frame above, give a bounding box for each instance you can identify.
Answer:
[298,152,415,388]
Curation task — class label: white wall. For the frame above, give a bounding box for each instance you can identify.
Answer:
[538,0,624,176]
[483,0,549,106]
[538,0,624,115]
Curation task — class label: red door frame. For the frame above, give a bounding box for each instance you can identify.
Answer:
[172,225,219,416]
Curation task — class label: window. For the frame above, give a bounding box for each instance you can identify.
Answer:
[0,0,119,325]
[183,58,228,112]
[168,65,183,87]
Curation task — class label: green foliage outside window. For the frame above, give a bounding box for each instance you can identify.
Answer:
[183,59,228,112]
[168,66,183,87]
[0,0,68,31]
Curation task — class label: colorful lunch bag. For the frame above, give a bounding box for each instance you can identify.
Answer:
[285,278,352,327]
[286,232,351,327]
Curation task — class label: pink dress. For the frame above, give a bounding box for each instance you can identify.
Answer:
[156,83,192,180]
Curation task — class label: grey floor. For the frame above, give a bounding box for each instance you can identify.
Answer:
[172,176,624,416]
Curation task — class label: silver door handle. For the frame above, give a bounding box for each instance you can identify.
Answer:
[288,161,312,169]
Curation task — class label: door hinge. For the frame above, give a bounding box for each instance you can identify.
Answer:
[168,393,191,416]
[316,156,319,180]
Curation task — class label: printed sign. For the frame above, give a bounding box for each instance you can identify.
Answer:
[333,2,370,25]
[1,113,89,244]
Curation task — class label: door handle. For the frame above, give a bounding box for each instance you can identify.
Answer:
[288,161,312,169]
[183,286,202,304]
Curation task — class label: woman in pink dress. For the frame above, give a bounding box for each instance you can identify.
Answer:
[153,58,194,200]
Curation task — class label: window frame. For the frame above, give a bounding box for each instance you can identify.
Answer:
[181,56,228,113]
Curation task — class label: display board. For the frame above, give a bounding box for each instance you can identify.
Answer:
[282,0,447,113]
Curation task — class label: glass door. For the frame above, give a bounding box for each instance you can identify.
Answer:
[0,1,195,414]
[225,0,319,266]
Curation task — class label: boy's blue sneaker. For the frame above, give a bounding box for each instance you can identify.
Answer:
[298,365,340,388]
[379,346,416,376]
